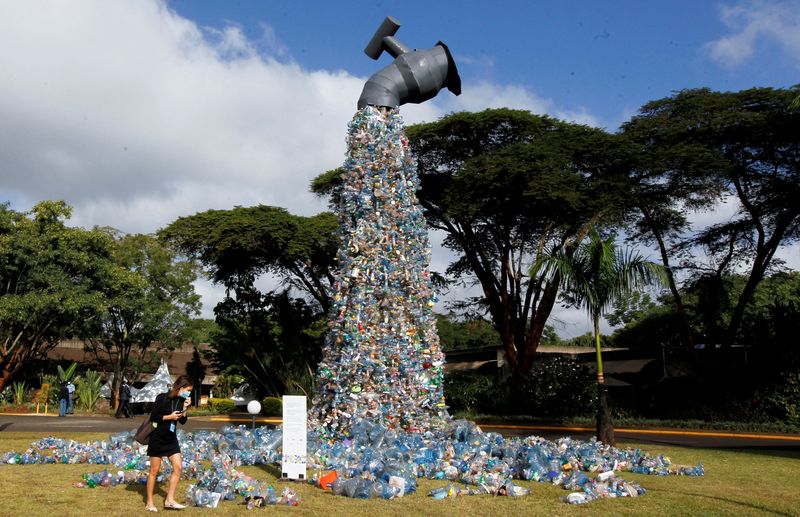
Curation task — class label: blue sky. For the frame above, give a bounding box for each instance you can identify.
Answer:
[169,0,799,129]
[1,0,797,332]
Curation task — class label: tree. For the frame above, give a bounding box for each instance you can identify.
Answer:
[207,289,324,397]
[435,313,501,352]
[0,201,115,392]
[620,116,726,346]
[83,233,201,406]
[160,206,338,312]
[623,87,800,348]
[313,109,630,376]
[606,291,657,327]
[161,206,337,396]
[532,228,663,444]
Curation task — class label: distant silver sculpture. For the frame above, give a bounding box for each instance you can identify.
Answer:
[357,16,461,109]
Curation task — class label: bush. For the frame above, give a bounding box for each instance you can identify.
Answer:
[41,374,61,406]
[213,371,245,399]
[444,371,498,413]
[261,397,282,416]
[759,370,800,426]
[75,370,103,412]
[511,357,596,417]
[33,383,51,404]
[208,398,236,413]
[12,381,28,405]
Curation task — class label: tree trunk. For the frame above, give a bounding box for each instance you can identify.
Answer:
[722,240,780,348]
[596,383,615,446]
[594,317,615,445]
[643,209,693,345]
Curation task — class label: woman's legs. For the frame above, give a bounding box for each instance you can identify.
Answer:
[146,456,162,509]
[164,453,183,504]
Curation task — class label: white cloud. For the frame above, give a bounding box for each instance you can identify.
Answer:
[704,0,800,67]
[0,0,603,317]
[418,81,604,128]
[0,0,360,234]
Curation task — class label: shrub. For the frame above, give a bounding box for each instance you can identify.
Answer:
[208,398,236,413]
[41,374,61,406]
[75,370,103,412]
[33,384,51,406]
[12,381,28,405]
[444,371,497,413]
[213,371,245,399]
[759,370,800,426]
[511,357,596,417]
[261,397,282,416]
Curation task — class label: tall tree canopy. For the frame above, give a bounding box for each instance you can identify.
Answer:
[0,201,115,391]
[161,205,338,312]
[364,109,628,375]
[623,87,800,347]
[161,206,337,395]
[83,233,201,402]
[315,109,629,375]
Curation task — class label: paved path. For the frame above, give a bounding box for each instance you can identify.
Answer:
[1,413,798,449]
[0,413,279,434]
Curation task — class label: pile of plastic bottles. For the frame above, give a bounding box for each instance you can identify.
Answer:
[1,419,703,505]
[428,479,528,499]
[1,427,300,509]
[304,418,702,503]
[186,448,299,508]
[309,106,448,437]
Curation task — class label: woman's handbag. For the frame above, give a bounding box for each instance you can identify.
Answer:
[134,414,155,445]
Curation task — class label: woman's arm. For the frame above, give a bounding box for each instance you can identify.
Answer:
[149,394,168,423]
[178,396,190,424]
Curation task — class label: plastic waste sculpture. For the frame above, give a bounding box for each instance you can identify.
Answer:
[358,16,461,109]
[310,17,461,437]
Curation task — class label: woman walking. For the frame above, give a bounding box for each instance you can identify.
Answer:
[145,375,193,512]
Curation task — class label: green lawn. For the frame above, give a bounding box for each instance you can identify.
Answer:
[1,432,798,516]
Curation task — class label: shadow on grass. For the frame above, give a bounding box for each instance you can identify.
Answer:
[657,488,797,517]
[718,446,800,460]
[124,481,165,505]
[254,463,283,479]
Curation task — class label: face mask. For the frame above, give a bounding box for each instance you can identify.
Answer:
[179,390,191,399]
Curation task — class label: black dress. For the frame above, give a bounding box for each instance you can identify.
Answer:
[146,393,187,458]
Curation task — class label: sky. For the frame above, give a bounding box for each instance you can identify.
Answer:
[1,0,798,335]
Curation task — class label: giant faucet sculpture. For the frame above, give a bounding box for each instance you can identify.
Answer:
[310,17,461,437]
[358,16,461,109]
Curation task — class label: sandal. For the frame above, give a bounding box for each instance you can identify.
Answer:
[145,505,158,512]
[164,501,186,510]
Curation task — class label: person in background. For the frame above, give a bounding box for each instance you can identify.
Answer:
[58,382,69,417]
[115,379,132,418]
[145,375,193,512]
[66,380,75,414]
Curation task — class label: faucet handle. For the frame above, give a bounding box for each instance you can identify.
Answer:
[364,16,410,59]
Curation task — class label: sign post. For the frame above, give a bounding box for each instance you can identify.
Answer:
[281,395,307,480]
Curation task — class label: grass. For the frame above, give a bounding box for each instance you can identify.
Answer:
[1,432,799,516]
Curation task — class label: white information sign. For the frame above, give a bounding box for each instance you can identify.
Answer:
[281,395,307,480]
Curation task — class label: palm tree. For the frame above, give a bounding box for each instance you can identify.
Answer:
[532,228,663,445]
